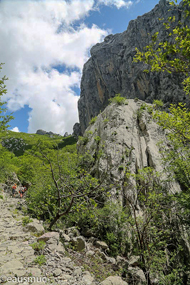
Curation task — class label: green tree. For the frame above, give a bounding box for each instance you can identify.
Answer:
[0,63,13,131]
[126,168,188,285]
[133,2,190,283]
[26,140,106,230]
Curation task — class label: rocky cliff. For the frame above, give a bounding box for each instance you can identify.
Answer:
[78,99,181,206]
[78,0,190,134]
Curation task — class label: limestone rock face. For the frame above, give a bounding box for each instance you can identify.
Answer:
[78,0,190,133]
[78,100,181,205]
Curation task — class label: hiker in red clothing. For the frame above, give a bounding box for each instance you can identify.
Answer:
[23,186,27,192]
[19,187,25,198]
[12,184,17,197]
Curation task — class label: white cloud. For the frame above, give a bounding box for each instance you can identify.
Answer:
[0,0,108,134]
[11,127,20,133]
[0,0,134,135]
[98,0,133,9]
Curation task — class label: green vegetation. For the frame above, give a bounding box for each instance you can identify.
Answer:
[22,216,33,226]
[89,116,97,125]
[103,118,109,123]
[0,63,14,132]
[34,255,46,266]
[134,0,190,94]
[0,3,190,282]
[109,93,127,105]
[153,99,164,109]
[94,136,101,143]
[124,167,187,285]
[133,1,190,283]
[30,241,46,252]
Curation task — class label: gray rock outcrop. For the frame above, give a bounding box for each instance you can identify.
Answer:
[100,276,128,285]
[78,0,190,133]
[73,122,82,140]
[78,99,181,206]
[36,129,61,137]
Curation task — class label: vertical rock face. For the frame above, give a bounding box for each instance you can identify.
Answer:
[78,0,190,134]
[78,99,181,206]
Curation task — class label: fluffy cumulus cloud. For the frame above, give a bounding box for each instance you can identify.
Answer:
[0,0,133,134]
[98,0,133,9]
[11,127,20,133]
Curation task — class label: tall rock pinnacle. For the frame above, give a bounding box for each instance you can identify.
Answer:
[78,0,189,134]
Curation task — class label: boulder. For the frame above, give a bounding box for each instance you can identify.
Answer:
[24,222,44,234]
[61,233,71,242]
[116,256,129,268]
[86,250,95,257]
[101,276,128,285]
[82,272,95,285]
[65,227,80,237]
[53,268,62,277]
[71,236,86,251]
[129,256,140,267]
[37,232,59,243]
[95,240,109,250]
[127,266,146,283]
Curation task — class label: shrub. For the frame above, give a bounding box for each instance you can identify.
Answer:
[89,116,97,125]
[109,93,127,105]
[94,136,101,143]
[78,136,89,146]
[153,100,164,109]
[30,241,46,251]
[34,255,46,266]
[22,216,33,226]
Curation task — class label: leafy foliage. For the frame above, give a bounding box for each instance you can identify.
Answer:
[125,168,188,284]
[89,116,97,125]
[25,140,106,230]
[0,63,14,131]
[133,2,190,282]
[109,93,127,105]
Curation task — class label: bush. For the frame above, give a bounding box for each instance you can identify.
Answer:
[30,241,46,251]
[71,202,130,257]
[109,93,127,105]
[78,136,89,145]
[89,116,97,125]
[153,100,164,109]
[34,255,46,266]
[22,216,33,226]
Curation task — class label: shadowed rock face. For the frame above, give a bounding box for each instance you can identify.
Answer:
[78,0,190,134]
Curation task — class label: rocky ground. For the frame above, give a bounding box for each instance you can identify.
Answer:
[0,188,131,285]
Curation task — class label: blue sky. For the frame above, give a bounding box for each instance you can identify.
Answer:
[0,0,161,134]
